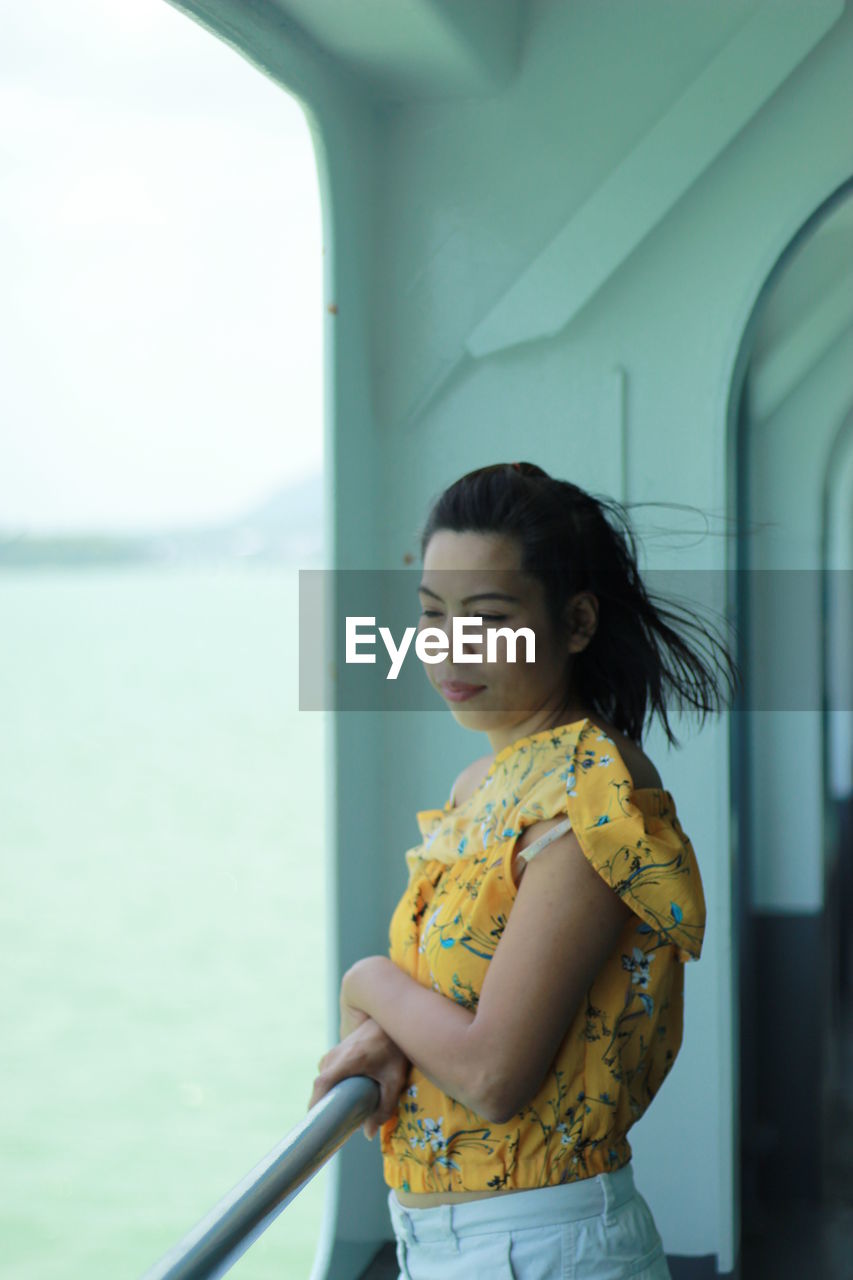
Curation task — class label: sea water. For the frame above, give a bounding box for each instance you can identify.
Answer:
[0,564,335,1278]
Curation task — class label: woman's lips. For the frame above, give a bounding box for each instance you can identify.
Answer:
[440,681,485,702]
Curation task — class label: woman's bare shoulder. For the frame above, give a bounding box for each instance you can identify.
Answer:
[450,753,495,808]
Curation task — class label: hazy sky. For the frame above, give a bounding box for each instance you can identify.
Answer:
[1,0,323,534]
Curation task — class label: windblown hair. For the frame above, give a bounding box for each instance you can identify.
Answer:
[417,461,741,748]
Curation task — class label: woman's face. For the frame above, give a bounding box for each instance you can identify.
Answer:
[417,529,597,751]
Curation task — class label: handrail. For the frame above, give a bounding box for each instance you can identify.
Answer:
[139,1075,381,1280]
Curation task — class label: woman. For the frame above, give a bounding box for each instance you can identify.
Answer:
[308,461,739,1279]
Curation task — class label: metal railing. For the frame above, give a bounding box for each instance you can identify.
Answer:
[139,1075,380,1280]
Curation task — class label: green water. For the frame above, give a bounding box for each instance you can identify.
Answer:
[1,565,332,1279]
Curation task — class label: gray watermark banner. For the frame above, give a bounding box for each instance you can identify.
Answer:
[298,568,852,712]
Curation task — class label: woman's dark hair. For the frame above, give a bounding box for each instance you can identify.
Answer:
[417,461,741,748]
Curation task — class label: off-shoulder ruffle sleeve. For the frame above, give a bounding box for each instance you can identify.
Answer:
[525,720,706,963]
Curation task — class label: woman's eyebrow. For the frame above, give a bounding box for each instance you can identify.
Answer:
[418,584,521,604]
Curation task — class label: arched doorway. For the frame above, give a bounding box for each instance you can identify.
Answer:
[729,180,853,1272]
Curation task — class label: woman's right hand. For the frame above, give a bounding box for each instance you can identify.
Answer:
[307,1016,411,1140]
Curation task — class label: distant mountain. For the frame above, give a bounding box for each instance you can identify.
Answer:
[0,470,325,569]
[245,471,325,535]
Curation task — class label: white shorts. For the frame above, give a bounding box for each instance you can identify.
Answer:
[387,1161,671,1280]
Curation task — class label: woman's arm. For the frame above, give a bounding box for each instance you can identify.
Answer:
[308,1016,411,1140]
[342,957,491,1116]
[344,825,633,1124]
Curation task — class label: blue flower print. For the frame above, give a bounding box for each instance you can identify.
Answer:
[422,1116,447,1152]
[621,946,656,989]
[418,906,442,954]
[409,1116,457,1164]
[387,715,703,1193]
[564,762,578,798]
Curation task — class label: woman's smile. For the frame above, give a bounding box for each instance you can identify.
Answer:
[439,680,486,701]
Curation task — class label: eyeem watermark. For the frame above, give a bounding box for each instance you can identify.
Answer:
[346,615,536,680]
[297,566,847,713]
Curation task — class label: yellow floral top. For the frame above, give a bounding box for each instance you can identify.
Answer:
[380,716,705,1193]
